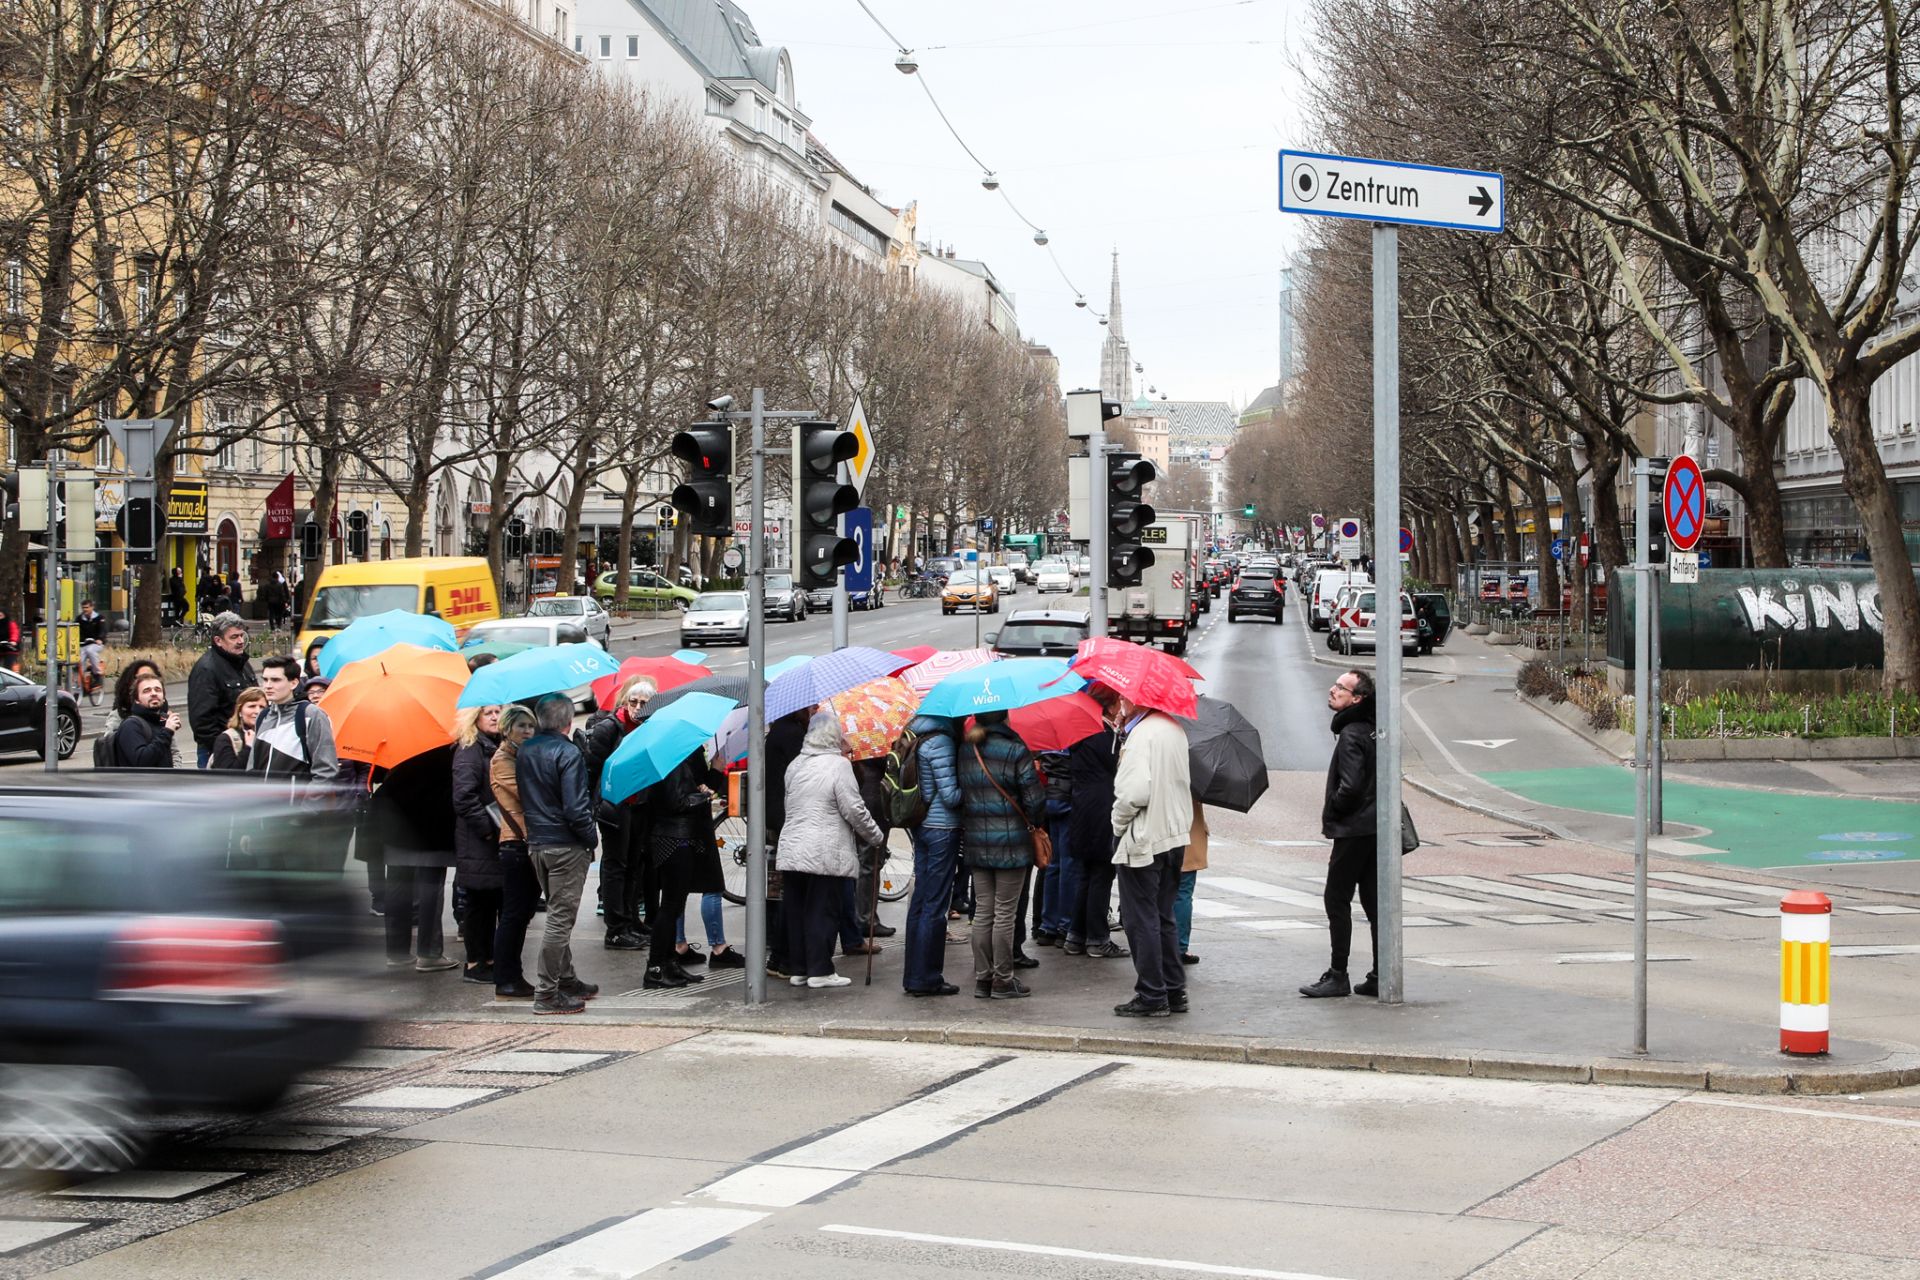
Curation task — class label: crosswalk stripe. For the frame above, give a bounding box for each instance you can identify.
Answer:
[1650,871,1796,897]
[1203,875,1327,910]
[1265,872,1490,912]
[1522,872,1743,907]
[1188,898,1252,919]
[1415,875,1621,911]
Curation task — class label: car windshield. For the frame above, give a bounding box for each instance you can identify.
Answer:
[995,623,1085,650]
[308,584,418,629]
[766,574,793,590]
[1005,554,1027,567]
[469,625,551,647]
[528,598,586,616]
[947,571,984,586]
[693,594,746,612]
[1036,561,1066,572]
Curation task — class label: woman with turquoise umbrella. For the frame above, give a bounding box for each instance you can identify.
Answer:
[642,742,726,990]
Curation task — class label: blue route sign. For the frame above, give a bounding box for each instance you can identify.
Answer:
[1280,150,1504,234]
[1551,537,1567,562]
[1663,454,1705,552]
[844,507,873,594]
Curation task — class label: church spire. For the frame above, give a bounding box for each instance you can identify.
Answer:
[1107,248,1125,339]
[1098,249,1133,402]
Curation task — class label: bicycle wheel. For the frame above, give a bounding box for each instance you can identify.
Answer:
[876,850,914,902]
[715,810,750,906]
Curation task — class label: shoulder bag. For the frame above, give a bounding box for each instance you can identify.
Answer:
[971,743,1052,868]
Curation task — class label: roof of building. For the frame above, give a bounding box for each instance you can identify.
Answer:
[634,0,785,94]
[1124,398,1239,442]
[1241,384,1284,416]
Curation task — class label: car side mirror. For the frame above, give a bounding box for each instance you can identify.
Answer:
[984,632,999,646]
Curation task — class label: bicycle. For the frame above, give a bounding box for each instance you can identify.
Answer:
[900,576,939,600]
[715,807,913,905]
[73,641,105,707]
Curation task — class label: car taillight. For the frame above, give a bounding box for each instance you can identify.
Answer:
[102,916,284,1004]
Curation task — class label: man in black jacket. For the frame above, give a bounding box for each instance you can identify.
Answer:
[111,670,179,769]
[516,694,599,1015]
[186,613,256,768]
[1302,669,1379,1000]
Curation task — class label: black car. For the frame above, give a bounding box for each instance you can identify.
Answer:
[1228,567,1285,623]
[1411,591,1453,654]
[0,778,371,1169]
[987,608,1090,659]
[0,667,80,761]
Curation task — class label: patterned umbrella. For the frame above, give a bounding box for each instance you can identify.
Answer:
[829,676,922,760]
[899,647,993,694]
[765,646,913,723]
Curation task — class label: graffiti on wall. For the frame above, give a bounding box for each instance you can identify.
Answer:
[1736,579,1881,635]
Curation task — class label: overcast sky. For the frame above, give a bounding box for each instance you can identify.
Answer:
[746,0,1317,411]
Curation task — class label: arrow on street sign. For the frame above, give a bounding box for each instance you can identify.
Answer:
[1280,149,1505,233]
[1453,739,1517,749]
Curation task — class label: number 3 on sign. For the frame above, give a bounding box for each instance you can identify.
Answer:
[852,524,867,572]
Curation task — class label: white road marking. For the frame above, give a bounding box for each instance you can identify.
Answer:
[490,1207,768,1279]
[336,1047,441,1070]
[1453,738,1516,749]
[1679,1097,1920,1129]
[1496,914,1572,925]
[1523,872,1743,907]
[1597,909,1696,922]
[0,1220,92,1254]
[1188,898,1252,918]
[1843,904,1920,915]
[1650,871,1796,897]
[1554,952,1691,964]
[1832,944,1920,957]
[1236,919,1322,932]
[819,1224,1357,1279]
[1417,875,1620,911]
[1204,875,1327,910]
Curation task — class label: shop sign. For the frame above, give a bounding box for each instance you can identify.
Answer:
[166,479,209,534]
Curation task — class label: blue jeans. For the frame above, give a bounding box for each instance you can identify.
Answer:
[196,744,212,769]
[903,825,960,992]
[675,893,726,948]
[1176,869,1197,954]
[1040,815,1073,936]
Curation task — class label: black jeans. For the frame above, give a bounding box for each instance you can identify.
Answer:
[650,862,690,969]
[599,815,644,936]
[783,871,843,979]
[1116,848,1185,1006]
[384,865,447,960]
[461,886,501,968]
[1325,836,1379,973]
[494,843,539,989]
[1070,855,1116,946]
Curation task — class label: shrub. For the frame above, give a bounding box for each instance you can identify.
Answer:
[1516,659,1563,701]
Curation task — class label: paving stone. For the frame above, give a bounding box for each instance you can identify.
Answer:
[458,1051,610,1075]
[51,1170,245,1201]
[339,1085,500,1111]
[0,1220,93,1255]
[337,1047,442,1071]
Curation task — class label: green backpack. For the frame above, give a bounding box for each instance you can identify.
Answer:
[881,728,929,829]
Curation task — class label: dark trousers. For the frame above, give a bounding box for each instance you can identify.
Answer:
[903,825,959,992]
[1117,848,1185,1006]
[461,886,501,967]
[362,846,386,909]
[784,871,844,979]
[1013,866,1035,950]
[383,865,447,961]
[854,842,886,929]
[1326,836,1379,973]
[1070,854,1116,946]
[650,864,690,969]
[837,876,865,952]
[494,843,538,989]
[599,815,644,936]
[1040,814,1074,935]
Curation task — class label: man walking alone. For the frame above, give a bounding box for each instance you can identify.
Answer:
[1301,669,1379,999]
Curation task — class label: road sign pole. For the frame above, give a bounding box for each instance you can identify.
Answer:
[1372,223,1403,1006]
[1632,459,1651,1054]
[43,455,61,772]
[1651,567,1663,835]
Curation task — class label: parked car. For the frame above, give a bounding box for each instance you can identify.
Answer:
[680,591,751,646]
[592,568,698,609]
[0,777,368,1169]
[1072,553,1092,577]
[0,669,80,761]
[1033,559,1074,594]
[524,594,611,648]
[763,571,808,623]
[1334,589,1419,656]
[1310,569,1369,630]
[1411,591,1453,655]
[1227,565,1284,624]
[987,608,1090,658]
[942,569,998,615]
[802,581,886,612]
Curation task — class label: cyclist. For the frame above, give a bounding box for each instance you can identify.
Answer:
[75,599,108,695]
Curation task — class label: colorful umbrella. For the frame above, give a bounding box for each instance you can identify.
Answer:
[324,644,469,769]
[1073,634,1202,680]
[899,647,993,694]
[317,610,458,678]
[671,649,710,666]
[601,691,738,803]
[829,676,921,760]
[890,645,939,667]
[918,657,1085,718]
[458,643,622,708]
[1008,691,1108,753]
[592,655,709,711]
[766,646,913,723]
[1068,641,1199,718]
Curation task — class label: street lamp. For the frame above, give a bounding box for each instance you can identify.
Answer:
[1032,229,1048,245]
[894,51,918,74]
[981,171,999,190]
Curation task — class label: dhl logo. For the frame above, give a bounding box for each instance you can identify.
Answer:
[444,586,487,619]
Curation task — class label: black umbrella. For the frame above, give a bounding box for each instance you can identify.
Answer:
[635,673,748,719]
[1184,695,1268,813]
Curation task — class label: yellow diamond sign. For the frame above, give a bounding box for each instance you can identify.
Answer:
[847,395,875,496]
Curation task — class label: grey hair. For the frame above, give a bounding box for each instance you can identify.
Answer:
[534,693,574,732]
[803,710,845,753]
[210,610,246,636]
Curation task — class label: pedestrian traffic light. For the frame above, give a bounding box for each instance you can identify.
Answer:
[1107,452,1156,587]
[670,421,734,538]
[797,420,859,587]
[117,497,159,563]
[1243,503,1257,518]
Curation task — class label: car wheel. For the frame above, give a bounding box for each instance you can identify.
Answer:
[37,705,80,761]
[942,607,953,616]
[1228,611,1238,622]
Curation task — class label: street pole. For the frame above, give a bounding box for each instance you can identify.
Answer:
[1631,458,1652,1054]
[831,458,850,652]
[1371,224,1403,1004]
[1650,566,1664,835]
[43,456,61,772]
[1087,432,1108,639]
[744,388,768,1005]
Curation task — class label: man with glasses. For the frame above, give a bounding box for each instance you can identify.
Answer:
[1301,669,1380,999]
[186,611,258,769]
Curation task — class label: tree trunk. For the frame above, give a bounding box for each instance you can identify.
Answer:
[557,435,594,598]
[1524,471,1560,607]
[614,465,641,611]
[1828,379,1920,692]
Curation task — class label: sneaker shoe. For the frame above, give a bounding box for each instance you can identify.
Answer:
[767,963,791,980]
[790,975,808,987]
[534,897,547,913]
[1114,996,1171,1018]
[1353,971,1379,997]
[1062,939,1087,956]
[676,944,706,965]
[369,903,386,918]
[604,931,644,951]
[462,964,496,985]
[1298,969,1351,999]
[494,980,536,1000]
[706,947,748,969]
[974,980,994,998]
[807,973,852,988]
[1180,952,1201,966]
[561,978,599,1001]
[414,955,459,973]
[1011,951,1040,970]
[1032,931,1064,948]
[643,966,688,990]
[384,955,413,969]
[989,978,1031,999]
[533,991,586,1015]
[1168,990,1190,1013]
[1087,941,1130,959]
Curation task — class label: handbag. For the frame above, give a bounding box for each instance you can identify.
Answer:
[972,743,1052,868]
[1401,803,1420,856]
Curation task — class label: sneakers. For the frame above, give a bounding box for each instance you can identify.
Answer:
[462,964,496,985]
[560,978,599,1001]
[1299,969,1351,999]
[707,947,748,969]
[1061,939,1087,956]
[664,961,703,985]
[533,991,586,1015]
[1032,930,1064,948]
[643,965,688,990]
[1180,952,1201,966]
[974,980,994,999]
[1353,971,1379,997]
[807,973,852,988]
[1087,941,1130,959]
[494,979,536,1000]
[604,931,644,951]
[1168,991,1190,1014]
[677,945,706,966]
[766,963,791,980]
[1114,996,1171,1018]
[414,955,458,973]
[790,975,808,987]
[384,955,413,969]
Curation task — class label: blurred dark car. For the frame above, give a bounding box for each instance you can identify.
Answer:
[802,583,886,612]
[0,778,371,1169]
[0,668,80,761]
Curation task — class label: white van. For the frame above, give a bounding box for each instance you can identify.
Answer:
[1310,569,1370,630]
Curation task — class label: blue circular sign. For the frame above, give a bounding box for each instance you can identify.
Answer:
[1662,455,1706,551]
[1807,848,1908,862]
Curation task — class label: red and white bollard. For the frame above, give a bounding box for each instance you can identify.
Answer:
[1780,890,1831,1055]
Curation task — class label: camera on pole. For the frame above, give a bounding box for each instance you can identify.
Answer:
[797,420,859,587]
[1107,452,1157,587]
[670,421,735,538]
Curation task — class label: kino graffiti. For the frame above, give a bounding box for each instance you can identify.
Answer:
[1735,579,1881,635]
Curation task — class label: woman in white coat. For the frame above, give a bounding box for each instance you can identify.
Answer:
[779,712,886,988]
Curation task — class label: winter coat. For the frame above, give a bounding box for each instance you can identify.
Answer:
[1322,698,1377,840]
[1111,711,1194,866]
[645,749,723,893]
[764,710,809,837]
[909,714,962,830]
[367,745,456,869]
[577,708,630,824]
[490,739,528,843]
[451,732,503,889]
[248,698,341,793]
[779,742,884,878]
[1038,750,1072,817]
[1067,729,1121,864]
[208,725,251,771]
[517,731,596,848]
[112,705,176,770]
[187,645,258,752]
[957,722,1045,870]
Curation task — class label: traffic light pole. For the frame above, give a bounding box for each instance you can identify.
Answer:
[1087,429,1107,639]
[745,390,768,1005]
[832,462,850,652]
[43,455,61,772]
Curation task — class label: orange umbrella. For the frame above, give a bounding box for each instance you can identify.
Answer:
[325,644,470,770]
[829,676,921,761]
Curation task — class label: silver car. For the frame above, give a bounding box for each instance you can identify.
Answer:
[525,594,611,647]
[681,591,751,646]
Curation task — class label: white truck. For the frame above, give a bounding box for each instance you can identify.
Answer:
[1109,517,1197,655]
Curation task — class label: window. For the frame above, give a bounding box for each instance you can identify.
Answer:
[627,34,638,57]
[213,403,236,469]
[3,257,22,318]
[95,431,113,469]
[134,260,153,321]
[598,34,609,58]
[754,96,767,133]
[573,33,582,52]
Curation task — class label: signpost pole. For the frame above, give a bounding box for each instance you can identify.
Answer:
[1088,430,1108,640]
[744,389,769,1006]
[1632,459,1651,1054]
[1372,224,1404,1005]
[43,456,61,772]
[832,464,850,652]
[1650,568,1663,834]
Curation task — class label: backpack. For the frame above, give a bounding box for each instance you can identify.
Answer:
[881,727,929,829]
[93,727,120,769]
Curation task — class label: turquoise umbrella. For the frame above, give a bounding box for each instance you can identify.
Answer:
[764,654,815,681]
[601,691,739,803]
[318,610,458,678]
[458,643,623,708]
[918,657,1086,718]
[671,649,711,666]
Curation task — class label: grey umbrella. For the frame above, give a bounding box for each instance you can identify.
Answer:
[1183,695,1268,813]
[635,673,749,719]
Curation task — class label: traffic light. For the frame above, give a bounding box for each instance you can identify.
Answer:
[797,420,859,586]
[117,497,159,564]
[1242,503,1257,518]
[1107,452,1156,587]
[670,422,734,537]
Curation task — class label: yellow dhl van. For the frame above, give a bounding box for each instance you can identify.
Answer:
[295,557,501,659]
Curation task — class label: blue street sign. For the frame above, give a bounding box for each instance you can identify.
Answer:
[844,507,873,594]
[1280,150,1504,234]
[1697,549,1712,569]
[1551,537,1566,562]
[980,516,996,533]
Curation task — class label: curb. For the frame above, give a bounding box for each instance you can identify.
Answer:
[431,1007,1920,1094]
[1402,773,1566,840]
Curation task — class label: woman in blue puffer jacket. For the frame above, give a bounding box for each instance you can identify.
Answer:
[900,713,963,996]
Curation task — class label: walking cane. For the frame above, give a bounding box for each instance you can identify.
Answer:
[865,849,881,986]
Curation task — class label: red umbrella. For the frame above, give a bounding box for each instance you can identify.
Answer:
[592,655,709,711]
[1008,691,1108,752]
[891,645,939,667]
[1069,643,1199,719]
[1073,634,1202,680]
